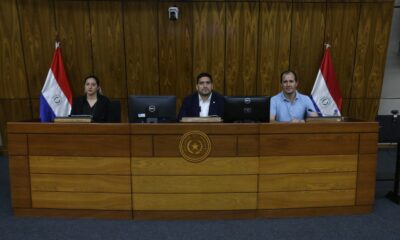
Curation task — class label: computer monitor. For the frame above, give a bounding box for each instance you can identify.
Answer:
[223,96,270,123]
[128,95,176,123]
[376,114,400,143]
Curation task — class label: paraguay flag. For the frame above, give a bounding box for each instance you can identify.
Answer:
[40,42,73,122]
[311,46,342,116]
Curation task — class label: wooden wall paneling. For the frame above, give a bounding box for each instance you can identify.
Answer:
[290,3,325,93]
[259,172,357,192]
[259,155,358,174]
[89,1,126,99]
[132,175,258,193]
[0,0,28,99]
[325,3,360,99]
[225,1,259,96]
[193,1,225,93]
[9,156,31,208]
[31,174,131,193]
[30,156,131,175]
[351,2,393,99]
[257,2,291,96]
[32,192,132,210]
[0,100,32,147]
[124,0,159,95]
[17,0,56,98]
[158,2,193,109]
[347,99,380,120]
[55,0,93,97]
[28,134,130,157]
[133,193,257,210]
[258,190,355,209]
[132,157,259,176]
[260,133,359,156]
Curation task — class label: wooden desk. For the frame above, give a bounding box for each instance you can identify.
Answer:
[7,121,378,219]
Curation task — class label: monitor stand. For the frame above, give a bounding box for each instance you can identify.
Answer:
[386,143,400,204]
[146,118,158,123]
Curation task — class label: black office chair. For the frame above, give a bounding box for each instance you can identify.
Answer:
[109,100,121,123]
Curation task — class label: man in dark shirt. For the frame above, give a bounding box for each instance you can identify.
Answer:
[178,72,224,120]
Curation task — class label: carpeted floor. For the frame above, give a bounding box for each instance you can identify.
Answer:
[0,149,399,240]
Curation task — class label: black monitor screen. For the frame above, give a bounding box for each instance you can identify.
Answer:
[223,96,270,123]
[128,95,176,123]
[376,115,400,142]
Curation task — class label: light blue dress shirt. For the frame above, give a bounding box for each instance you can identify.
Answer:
[270,91,316,122]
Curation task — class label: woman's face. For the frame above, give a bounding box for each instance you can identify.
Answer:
[84,78,99,96]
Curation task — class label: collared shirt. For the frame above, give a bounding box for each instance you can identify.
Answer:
[198,93,212,117]
[270,91,316,122]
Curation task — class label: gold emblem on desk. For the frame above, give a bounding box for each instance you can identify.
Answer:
[179,131,211,163]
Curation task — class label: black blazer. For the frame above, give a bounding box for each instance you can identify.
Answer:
[178,91,224,120]
[71,94,112,123]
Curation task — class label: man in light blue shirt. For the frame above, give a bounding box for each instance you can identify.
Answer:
[270,70,317,122]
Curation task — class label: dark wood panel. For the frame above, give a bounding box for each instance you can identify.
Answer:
[0,100,32,147]
[193,1,225,93]
[153,135,238,157]
[359,133,378,154]
[356,154,377,205]
[124,1,159,95]
[7,134,27,155]
[7,122,129,134]
[325,3,360,99]
[351,2,392,98]
[260,133,359,156]
[131,135,153,157]
[258,2,291,96]
[225,1,259,95]
[153,135,180,156]
[290,3,325,93]
[55,0,93,97]
[158,1,193,109]
[0,0,28,99]
[238,135,259,156]
[130,123,259,135]
[347,99,380,121]
[17,0,56,98]
[28,134,130,157]
[260,122,378,134]
[209,135,237,157]
[90,1,126,98]
[9,156,31,208]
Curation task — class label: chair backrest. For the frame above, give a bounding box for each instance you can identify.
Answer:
[109,100,121,123]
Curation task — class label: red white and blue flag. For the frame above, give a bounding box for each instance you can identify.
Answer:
[311,46,342,116]
[40,42,73,122]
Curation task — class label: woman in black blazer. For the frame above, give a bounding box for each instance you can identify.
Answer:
[71,75,112,123]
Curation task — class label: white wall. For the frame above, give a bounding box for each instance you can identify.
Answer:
[379,2,400,115]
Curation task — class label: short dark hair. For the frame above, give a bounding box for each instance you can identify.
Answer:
[196,72,213,84]
[84,75,100,86]
[280,70,297,83]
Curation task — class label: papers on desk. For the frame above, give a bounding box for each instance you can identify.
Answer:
[180,116,222,123]
[54,115,92,123]
[306,116,342,123]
